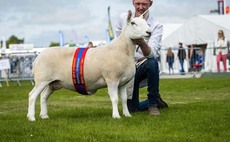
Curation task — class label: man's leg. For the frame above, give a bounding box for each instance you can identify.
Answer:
[127,61,147,112]
[139,100,149,111]
[146,58,159,108]
[181,60,185,72]
[139,95,169,111]
[128,59,168,114]
[133,59,159,111]
[179,60,183,72]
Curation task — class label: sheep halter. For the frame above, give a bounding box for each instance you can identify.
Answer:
[139,9,149,19]
[72,48,89,95]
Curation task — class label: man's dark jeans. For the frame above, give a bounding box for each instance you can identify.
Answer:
[127,58,159,112]
[179,59,185,72]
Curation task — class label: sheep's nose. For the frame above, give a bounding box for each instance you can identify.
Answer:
[146,31,151,36]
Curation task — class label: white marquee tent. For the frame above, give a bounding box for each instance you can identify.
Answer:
[161,14,230,73]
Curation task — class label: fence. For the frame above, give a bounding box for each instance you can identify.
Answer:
[0,46,229,87]
[0,52,38,87]
[160,44,230,74]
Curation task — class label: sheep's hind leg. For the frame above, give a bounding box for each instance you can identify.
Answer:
[40,85,54,119]
[27,82,49,121]
[119,84,132,117]
[107,82,121,119]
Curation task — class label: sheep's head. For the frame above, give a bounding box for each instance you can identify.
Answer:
[126,10,151,40]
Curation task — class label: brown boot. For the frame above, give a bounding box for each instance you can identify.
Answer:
[157,97,169,109]
[148,106,160,116]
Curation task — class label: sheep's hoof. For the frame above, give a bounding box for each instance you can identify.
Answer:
[27,115,36,121]
[40,114,49,119]
[124,113,132,117]
[112,115,121,119]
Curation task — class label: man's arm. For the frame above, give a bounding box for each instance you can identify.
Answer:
[115,12,127,37]
[132,39,151,57]
[133,23,163,59]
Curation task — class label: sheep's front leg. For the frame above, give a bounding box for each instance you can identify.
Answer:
[119,84,132,117]
[107,82,121,119]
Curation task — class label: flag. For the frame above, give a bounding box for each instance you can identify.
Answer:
[218,0,225,14]
[107,6,114,42]
[1,36,6,52]
[84,35,89,42]
[106,29,110,43]
[59,31,64,46]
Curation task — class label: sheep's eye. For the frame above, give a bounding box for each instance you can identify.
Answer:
[131,21,136,25]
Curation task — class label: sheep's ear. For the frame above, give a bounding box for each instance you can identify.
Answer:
[139,9,149,19]
[127,10,132,23]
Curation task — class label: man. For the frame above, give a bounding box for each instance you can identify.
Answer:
[177,42,186,74]
[115,0,168,116]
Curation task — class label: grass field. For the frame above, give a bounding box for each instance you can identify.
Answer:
[0,78,230,142]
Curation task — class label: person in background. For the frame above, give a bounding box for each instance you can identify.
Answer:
[177,42,186,74]
[193,50,203,72]
[188,44,196,72]
[88,41,94,48]
[116,0,168,116]
[166,47,174,74]
[215,30,228,72]
[228,41,230,71]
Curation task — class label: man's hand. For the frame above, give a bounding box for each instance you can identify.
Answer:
[132,39,151,57]
[131,38,146,46]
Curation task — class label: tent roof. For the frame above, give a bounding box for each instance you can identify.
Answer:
[162,23,182,40]
[200,15,230,30]
[162,14,230,48]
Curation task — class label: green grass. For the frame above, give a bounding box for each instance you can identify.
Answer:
[0,78,230,142]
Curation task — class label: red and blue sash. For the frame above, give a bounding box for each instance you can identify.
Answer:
[72,48,89,95]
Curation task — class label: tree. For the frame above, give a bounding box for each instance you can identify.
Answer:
[6,35,24,48]
[49,42,60,47]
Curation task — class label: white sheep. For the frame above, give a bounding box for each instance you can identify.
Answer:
[27,10,151,121]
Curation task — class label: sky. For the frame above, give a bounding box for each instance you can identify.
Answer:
[0,0,226,47]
